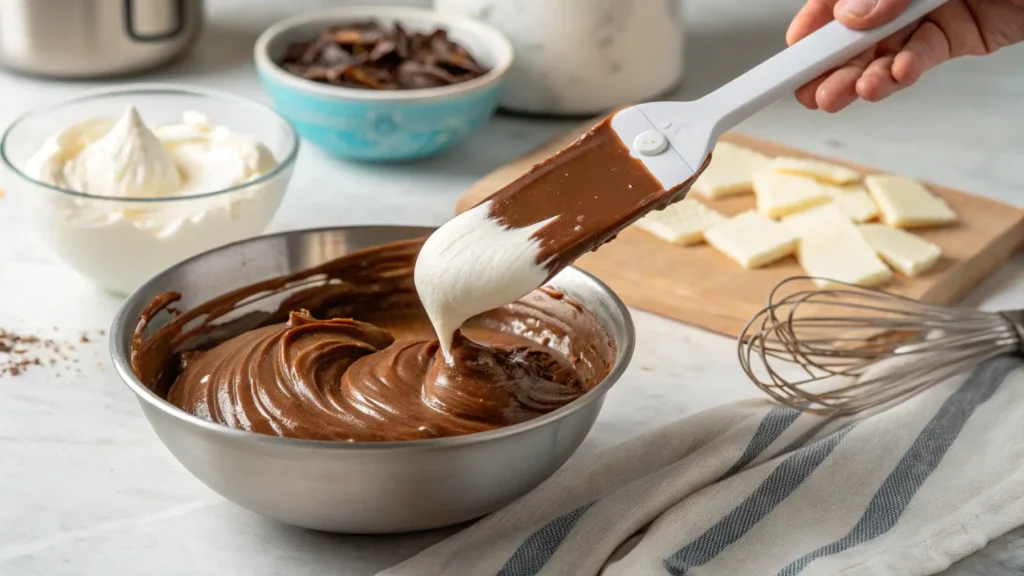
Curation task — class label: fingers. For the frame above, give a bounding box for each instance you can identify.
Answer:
[834,0,914,29]
[816,68,863,112]
[814,49,876,112]
[789,0,951,111]
[876,22,918,55]
[856,55,901,101]
[787,0,839,44]
[789,0,913,111]
[804,19,952,110]
[920,1,989,57]
[796,74,829,109]
[892,20,951,85]
[789,0,841,108]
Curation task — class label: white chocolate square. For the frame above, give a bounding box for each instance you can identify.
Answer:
[633,199,726,246]
[782,204,891,286]
[859,224,941,277]
[864,174,957,228]
[769,157,863,185]
[753,170,832,218]
[822,183,879,222]
[782,203,852,238]
[704,210,798,268]
[691,142,772,199]
[796,225,893,287]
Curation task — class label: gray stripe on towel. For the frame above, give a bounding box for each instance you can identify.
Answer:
[722,406,802,479]
[664,424,856,575]
[778,416,839,455]
[497,406,801,576]
[775,356,1020,576]
[496,501,596,576]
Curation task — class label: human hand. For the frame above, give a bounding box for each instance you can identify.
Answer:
[787,0,1024,111]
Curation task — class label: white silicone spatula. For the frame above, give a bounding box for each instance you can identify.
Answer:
[415,0,950,357]
[614,0,950,189]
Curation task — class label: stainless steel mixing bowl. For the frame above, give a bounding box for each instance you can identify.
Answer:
[110,226,635,533]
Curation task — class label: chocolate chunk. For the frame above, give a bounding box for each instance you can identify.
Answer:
[320,43,353,67]
[279,21,489,90]
[396,60,458,89]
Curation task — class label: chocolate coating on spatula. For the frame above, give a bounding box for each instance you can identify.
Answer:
[484,117,712,276]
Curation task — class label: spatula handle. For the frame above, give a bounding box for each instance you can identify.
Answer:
[703,0,949,138]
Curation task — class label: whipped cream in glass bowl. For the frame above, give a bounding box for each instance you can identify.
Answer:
[1,85,299,295]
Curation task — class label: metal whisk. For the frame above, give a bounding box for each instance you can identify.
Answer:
[738,277,1023,416]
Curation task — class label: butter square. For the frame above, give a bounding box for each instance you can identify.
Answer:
[864,174,957,228]
[633,198,726,246]
[704,210,798,268]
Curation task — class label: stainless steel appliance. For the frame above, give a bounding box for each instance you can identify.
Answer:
[0,0,203,78]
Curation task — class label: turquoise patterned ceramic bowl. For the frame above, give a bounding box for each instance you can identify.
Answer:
[254,6,513,162]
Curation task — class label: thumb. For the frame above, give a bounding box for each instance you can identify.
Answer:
[834,0,915,29]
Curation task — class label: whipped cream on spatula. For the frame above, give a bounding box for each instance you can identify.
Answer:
[415,0,950,360]
[416,118,708,360]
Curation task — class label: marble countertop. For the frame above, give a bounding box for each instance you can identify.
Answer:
[1,0,1022,574]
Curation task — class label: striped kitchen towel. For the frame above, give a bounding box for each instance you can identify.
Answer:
[379,356,1024,576]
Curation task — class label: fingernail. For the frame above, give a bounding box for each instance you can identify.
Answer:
[837,0,877,17]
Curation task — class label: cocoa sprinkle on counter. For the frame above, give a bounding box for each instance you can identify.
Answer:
[0,328,105,378]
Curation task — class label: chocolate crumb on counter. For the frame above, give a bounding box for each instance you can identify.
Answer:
[280,21,488,90]
[1,328,106,378]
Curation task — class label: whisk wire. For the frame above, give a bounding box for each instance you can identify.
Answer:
[739,277,1022,415]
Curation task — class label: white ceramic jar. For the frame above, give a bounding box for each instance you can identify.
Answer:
[434,0,685,116]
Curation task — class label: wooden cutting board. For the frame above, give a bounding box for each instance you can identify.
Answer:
[457,120,1024,337]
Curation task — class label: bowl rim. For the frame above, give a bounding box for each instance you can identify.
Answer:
[0,83,301,204]
[110,225,636,452]
[253,5,515,102]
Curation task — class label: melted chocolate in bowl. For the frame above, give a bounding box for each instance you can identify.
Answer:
[131,239,616,442]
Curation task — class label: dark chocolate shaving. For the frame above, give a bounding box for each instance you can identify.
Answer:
[279,20,489,90]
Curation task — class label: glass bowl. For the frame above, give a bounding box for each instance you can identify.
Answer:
[0,84,299,295]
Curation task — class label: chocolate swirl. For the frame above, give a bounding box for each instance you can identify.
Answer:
[132,239,615,442]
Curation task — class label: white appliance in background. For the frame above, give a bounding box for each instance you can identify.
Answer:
[0,0,204,78]
[434,0,685,116]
